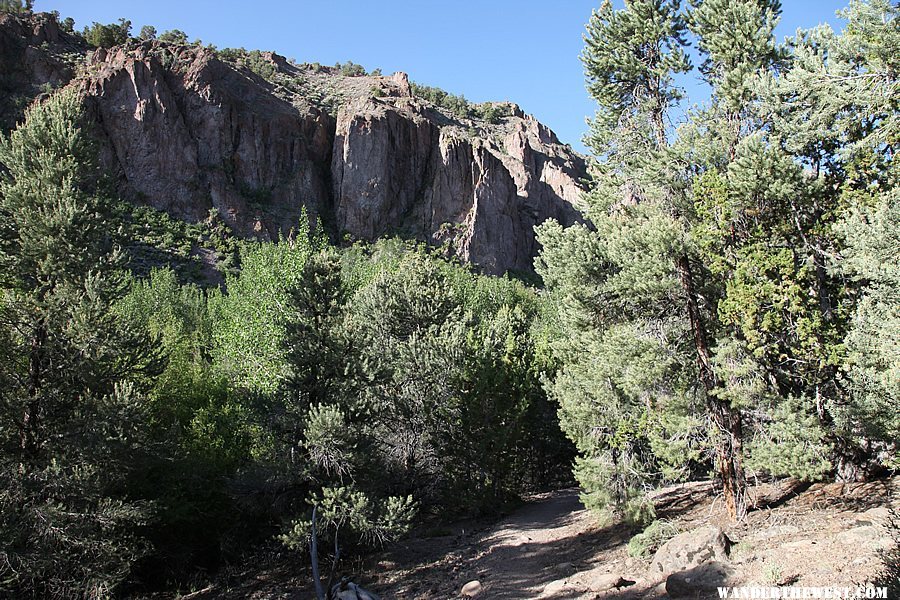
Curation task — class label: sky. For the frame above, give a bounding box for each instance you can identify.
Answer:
[43,1,852,154]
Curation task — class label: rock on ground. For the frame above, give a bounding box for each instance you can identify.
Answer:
[650,525,731,578]
[666,561,741,598]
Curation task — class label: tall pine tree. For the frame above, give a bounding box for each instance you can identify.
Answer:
[0,89,159,597]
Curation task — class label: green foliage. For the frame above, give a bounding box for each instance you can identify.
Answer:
[139,25,157,41]
[114,267,259,578]
[627,519,681,558]
[336,60,367,77]
[536,210,703,522]
[833,190,900,460]
[541,0,898,528]
[280,487,416,551]
[116,269,248,457]
[158,29,189,45]
[745,396,832,480]
[476,102,515,124]
[0,0,32,13]
[0,90,158,597]
[688,0,784,112]
[410,82,475,119]
[210,214,327,396]
[582,0,691,152]
[218,48,277,80]
[82,18,131,48]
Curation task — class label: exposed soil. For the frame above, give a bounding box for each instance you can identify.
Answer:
[198,477,898,599]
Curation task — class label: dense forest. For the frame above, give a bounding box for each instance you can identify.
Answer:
[0,0,896,598]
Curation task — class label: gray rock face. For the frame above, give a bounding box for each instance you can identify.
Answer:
[0,12,86,129]
[1,13,588,275]
[650,526,731,578]
[82,44,335,240]
[332,98,584,274]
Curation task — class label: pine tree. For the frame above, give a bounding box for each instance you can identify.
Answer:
[0,90,159,596]
[583,0,691,152]
[747,0,898,478]
[539,0,805,522]
[539,0,709,523]
[280,249,356,446]
[542,0,897,526]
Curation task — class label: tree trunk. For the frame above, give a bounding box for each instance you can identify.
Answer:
[675,255,748,521]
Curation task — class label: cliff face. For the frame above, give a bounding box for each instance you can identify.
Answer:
[332,98,584,273]
[0,12,86,129]
[1,14,587,275]
[82,45,335,239]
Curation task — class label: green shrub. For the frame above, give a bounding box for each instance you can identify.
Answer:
[336,60,367,76]
[627,520,680,558]
[82,18,131,48]
[158,28,188,45]
[0,0,31,13]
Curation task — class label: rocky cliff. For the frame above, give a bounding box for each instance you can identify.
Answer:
[0,12,86,130]
[0,13,587,275]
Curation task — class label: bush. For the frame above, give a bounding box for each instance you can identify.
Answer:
[627,520,680,558]
[410,82,474,119]
[336,60,367,76]
[158,29,188,45]
[217,48,276,80]
[82,18,131,48]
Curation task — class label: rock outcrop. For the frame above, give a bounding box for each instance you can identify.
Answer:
[0,12,87,129]
[666,561,741,597]
[0,13,588,275]
[81,44,335,239]
[331,96,581,273]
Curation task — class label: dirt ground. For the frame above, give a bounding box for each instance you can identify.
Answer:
[199,477,899,599]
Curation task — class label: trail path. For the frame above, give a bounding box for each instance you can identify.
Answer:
[373,489,641,599]
[209,478,898,599]
[370,478,898,599]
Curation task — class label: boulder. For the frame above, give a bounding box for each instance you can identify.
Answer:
[650,526,731,577]
[666,561,741,598]
[551,561,574,573]
[331,581,381,600]
[854,506,894,527]
[460,580,483,597]
[539,578,583,598]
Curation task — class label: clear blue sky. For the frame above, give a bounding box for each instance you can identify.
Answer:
[44,1,851,154]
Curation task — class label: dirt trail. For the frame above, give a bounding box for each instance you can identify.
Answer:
[208,478,897,599]
[451,490,605,598]
[370,479,898,599]
[372,489,637,599]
